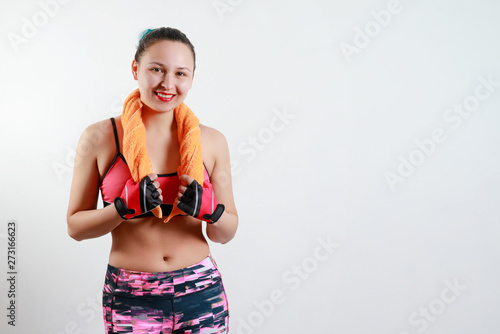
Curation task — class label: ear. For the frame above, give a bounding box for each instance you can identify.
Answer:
[131,60,138,80]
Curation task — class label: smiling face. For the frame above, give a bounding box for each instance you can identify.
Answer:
[132,40,195,113]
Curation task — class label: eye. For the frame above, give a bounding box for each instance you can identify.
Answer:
[177,72,186,76]
[151,68,163,73]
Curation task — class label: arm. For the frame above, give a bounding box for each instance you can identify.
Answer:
[177,129,238,244]
[66,123,124,241]
[204,131,238,244]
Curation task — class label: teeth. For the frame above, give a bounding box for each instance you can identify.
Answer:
[157,92,174,98]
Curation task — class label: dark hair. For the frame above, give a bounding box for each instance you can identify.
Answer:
[134,27,196,72]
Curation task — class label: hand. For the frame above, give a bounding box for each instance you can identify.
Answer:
[177,174,225,223]
[114,173,163,220]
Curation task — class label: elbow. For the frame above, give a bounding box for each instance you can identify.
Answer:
[220,237,234,245]
[220,228,237,244]
[211,235,234,245]
[215,233,233,245]
[206,228,234,245]
[209,221,238,245]
[67,216,83,242]
[220,216,238,244]
[67,225,83,241]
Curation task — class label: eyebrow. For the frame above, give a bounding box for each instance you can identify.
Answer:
[148,62,192,72]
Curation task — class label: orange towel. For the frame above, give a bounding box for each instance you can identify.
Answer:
[122,88,204,223]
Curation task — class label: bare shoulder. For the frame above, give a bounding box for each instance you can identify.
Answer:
[76,117,118,171]
[199,123,227,146]
[199,124,229,175]
[82,119,113,143]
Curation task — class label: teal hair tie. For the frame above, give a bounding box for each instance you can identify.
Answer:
[140,29,155,42]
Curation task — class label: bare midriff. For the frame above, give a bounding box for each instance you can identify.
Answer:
[108,214,210,272]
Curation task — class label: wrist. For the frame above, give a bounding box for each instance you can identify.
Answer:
[203,203,225,224]
[114,197,131,220]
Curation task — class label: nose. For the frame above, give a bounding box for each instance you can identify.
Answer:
[162,73,174,90]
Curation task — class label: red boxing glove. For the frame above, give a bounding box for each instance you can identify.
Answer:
[177,178,225,223]
[114,175,162,220]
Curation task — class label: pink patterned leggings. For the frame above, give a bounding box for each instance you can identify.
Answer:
[102,254,229,333]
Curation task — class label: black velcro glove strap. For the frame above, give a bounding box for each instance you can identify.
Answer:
[204,204,225,224]
[177,180,203,218]
[114,196,134,219]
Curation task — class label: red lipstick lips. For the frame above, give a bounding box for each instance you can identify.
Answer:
[155,92,175,102]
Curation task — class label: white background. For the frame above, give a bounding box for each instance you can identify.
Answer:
[1,0,500,333]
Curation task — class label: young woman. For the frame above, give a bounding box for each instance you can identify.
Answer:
[66,27,238,333]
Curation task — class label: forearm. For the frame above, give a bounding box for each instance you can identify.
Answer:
[67,204,123,241]
[205,210,238,244]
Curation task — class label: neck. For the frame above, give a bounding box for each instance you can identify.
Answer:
[141,105,177,134]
